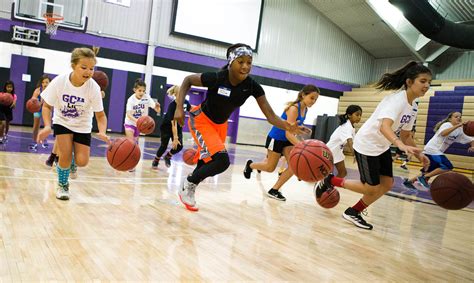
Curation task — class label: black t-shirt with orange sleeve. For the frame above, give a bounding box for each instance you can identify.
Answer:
[200,69,265,124]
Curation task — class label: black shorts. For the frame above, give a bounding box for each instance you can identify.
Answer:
[0,105,7,121]
[4,107,12,121]
[53,124,91,147]
[159,124,183,141]
[265,136,293,154]
[354,148,393,186]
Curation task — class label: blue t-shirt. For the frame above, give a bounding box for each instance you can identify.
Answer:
[268,102,307,141]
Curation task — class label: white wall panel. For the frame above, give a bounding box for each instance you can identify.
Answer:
[435,51,474,80]
[259,0,375,85]
[86,0,151,42]
[156,0,374,85]
[371,56,416,84]
[0,0,13,18]
[372,52,474,83]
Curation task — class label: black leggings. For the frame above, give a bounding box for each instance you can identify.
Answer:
[187,152,230,185]
[155,127,183,157]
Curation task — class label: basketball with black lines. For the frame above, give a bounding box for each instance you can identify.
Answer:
[289,139,334,182]
[106,137,141,171]
[137,115,155,135]
[430,172,473,210]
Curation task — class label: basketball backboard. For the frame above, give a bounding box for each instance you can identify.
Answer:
[12,0,88,32]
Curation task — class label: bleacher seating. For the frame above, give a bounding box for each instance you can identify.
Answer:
[339,80,474,171]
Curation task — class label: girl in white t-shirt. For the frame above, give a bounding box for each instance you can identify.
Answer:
[37,47,110,201]
[404,112,474,189]
[326,105,362,178]
[315,61,431,230]
[124,79,161,141]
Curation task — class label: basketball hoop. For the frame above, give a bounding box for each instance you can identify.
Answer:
[43,13,63,36]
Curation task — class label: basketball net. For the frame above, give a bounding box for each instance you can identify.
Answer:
[43,13,63,36]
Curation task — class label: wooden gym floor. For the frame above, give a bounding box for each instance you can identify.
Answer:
[0,126,472,281]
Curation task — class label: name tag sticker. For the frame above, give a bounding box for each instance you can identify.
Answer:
[217,87,231,97]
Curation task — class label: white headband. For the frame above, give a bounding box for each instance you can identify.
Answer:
[228,46,253,67]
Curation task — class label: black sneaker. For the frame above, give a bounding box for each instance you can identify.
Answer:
[266,189,286,201]
[403,178,417,190]
[315,174,334,199]
[164,154,172,168]
[151,158,159,169]
[342,207,373,230]
[45,154,56,167]
[243,159,253,179]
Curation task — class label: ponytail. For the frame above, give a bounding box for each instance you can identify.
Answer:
[339,105,362,125]
[285,84,320,111]
[134,78,146,89]
[167,85,180,96]
[374,61,432,91]
[434,112,456,132]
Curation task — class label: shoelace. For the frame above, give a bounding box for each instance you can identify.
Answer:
[361,209,368,216]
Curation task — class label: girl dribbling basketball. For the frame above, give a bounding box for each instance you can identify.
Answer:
[37,47,110,200]
[403,112,474,190]
[243,85,319,201]
[30,75,51,150]
[124,79,160,141]
[326,105,362,178]
[152,85,191,169]
[316,61,431,230]
[173,43,308,211]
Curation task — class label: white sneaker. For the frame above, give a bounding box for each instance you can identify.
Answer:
[178,178,198,211]
[56,184,70,200]
[70,164,78,179]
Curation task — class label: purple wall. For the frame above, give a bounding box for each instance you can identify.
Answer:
[10,55,28,124]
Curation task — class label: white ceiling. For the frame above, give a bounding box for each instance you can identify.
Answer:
[306,0,474,59]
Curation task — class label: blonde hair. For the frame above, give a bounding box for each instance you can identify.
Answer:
[71,46,100,65]
[434,112,460,132]
[284,84,320,111]
[167,85,180,97]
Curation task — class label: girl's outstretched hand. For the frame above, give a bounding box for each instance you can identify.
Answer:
[287,121,311,135]
[96,132,111,145]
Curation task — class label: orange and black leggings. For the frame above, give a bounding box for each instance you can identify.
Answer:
[186,105,230,184]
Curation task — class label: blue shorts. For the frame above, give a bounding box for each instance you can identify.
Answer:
[423,154,453,173]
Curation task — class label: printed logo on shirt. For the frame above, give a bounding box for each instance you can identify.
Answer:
[60,94,85,118]
[133,103,146,119]
[400,114,412,124]
[217,87,231,97]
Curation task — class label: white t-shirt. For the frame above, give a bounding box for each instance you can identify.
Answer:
[353,90,417,156]
[424,122,473,155]
[124,94,157,126]
[41,73,104,133]
[327,120,355,162]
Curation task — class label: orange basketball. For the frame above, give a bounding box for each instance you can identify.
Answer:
[106,138,141,171]
[182,148,197,165]
[289,139,333,182]
[137,115,155,135]
[463,121,474,136]
[26,98,42,113]
[0,92,13,106]
[92,70,109,91]
[316,188,340,209]
[430,172,473,210]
